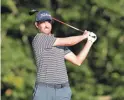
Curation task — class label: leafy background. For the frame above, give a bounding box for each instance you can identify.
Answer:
[1,0,124,100]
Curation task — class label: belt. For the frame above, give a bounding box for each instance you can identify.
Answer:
[36,82,69,89]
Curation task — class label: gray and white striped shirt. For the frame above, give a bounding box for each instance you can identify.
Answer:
[32,33,71,84]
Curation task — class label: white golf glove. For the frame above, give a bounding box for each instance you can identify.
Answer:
[88,32,97,43]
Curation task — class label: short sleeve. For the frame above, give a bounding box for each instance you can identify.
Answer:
[64,47,71,55]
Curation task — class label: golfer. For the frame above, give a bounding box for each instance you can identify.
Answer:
[32,10,97,100]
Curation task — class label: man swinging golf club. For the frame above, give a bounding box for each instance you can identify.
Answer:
[31,10,97,100]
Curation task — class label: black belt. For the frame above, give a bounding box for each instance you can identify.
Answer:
[36,82,69,89]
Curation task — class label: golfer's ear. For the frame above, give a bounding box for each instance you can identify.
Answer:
[35,22,39,28]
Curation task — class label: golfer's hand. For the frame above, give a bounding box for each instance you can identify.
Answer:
[83,30,89,39]
[88,32,97,43]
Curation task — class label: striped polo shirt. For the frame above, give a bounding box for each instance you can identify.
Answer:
[32,33,71,84]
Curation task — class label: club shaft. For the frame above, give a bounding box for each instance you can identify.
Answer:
[52,17,84,33]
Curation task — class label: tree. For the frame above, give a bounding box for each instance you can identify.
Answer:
[1,0,124,100]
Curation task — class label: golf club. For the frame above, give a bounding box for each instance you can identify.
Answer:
[29,9,84,33]
[52,17,84,33]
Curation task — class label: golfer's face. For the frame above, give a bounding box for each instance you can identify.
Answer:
[37,21,52,35]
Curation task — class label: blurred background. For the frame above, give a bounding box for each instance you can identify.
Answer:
[1,0,124,100]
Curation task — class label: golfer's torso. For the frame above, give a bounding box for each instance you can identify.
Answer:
[36,45,69,84]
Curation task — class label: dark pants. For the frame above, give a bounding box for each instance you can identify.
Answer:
[33,83,72,100]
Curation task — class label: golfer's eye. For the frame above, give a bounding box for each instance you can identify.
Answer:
[37,22,43,24]
[46,20,52,23]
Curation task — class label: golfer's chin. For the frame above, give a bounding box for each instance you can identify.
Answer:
[42,30,51,35]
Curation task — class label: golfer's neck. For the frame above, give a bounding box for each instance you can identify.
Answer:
[39,30,52,35]
[42,32,52,35]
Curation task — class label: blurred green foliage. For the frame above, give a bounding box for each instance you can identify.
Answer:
[1,0,124,100]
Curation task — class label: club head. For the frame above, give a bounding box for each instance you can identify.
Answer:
[29,9,38,15]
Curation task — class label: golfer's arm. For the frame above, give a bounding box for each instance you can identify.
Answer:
[64,41,93,66]
[53,35,86,46]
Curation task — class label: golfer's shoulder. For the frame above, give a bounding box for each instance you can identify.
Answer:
[33,33,55,43]
[33,33,45,40]
[32,33,42,43]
